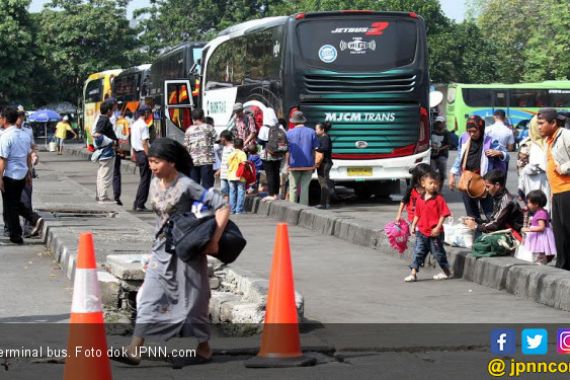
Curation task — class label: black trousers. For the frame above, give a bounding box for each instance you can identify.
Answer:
[20,180,34,232]
[263,160,281,197]
[317,159,333,207]
[113,154,122,201]
[2,177,39,239]
[190,164,214,189]
[462,192,494,220]
[553,191,570,270]
[133,151,152,209]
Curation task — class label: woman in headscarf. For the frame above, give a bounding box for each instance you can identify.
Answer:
[448,115,509,219]
[114,138,229,366]
[517,115,550,210]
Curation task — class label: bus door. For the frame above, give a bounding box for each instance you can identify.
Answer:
[164,80,194,143]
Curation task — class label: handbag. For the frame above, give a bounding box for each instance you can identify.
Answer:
[159,212,247,265]
[457,139,486,198]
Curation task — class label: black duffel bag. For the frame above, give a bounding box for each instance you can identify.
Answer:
[162,212,246,264]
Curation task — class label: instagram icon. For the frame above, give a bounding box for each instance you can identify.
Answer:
[557,329,570,354]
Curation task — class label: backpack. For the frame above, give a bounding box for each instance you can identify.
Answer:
[471,229,519,257]
[236,160,257,186]
[266,125,289,156]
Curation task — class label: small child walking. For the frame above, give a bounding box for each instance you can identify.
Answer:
[227,138,247,214]
[395,163,432,223]
[217,130,234,199]
[522,190,556,264]
[406,171,452,282]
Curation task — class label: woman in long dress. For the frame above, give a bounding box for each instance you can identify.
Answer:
[115,138,230,366]
[518,116,551,210]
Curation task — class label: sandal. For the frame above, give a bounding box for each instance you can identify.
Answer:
[110,352,141,366]
[170,354,212,369]
[404,274,417,282]
[433,272,451,280]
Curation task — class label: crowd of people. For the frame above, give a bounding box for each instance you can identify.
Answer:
[3,100,570,367]
[399,108,570,283]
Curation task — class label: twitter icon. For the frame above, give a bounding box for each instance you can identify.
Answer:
[522,329,548,355]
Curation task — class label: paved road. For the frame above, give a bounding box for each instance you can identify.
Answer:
[4,149,570,380]
[33,150,569,324]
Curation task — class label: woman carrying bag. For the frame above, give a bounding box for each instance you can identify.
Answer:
[114,138,230,367]
[448,115,509,220]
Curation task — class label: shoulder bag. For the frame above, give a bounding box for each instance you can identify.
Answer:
[457,139,486,198]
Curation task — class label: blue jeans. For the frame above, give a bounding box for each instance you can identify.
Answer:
[220,179,230,196]
[229,181,245,214]
[410,232,449,272]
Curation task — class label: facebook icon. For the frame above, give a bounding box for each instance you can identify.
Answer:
[491,329,516,355]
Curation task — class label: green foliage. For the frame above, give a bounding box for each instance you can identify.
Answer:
[33,0,139,104]
[3,0,570,107]
[0,0,34,105]
[523,0,570,81]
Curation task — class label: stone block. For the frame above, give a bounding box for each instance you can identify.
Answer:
[333,218,375,248]
[256,198,272,216]
[467,257,528,290]
[298,209,339,236]
[209,277,221,290]
[98,270,121,308]
[268,200,288,221]
[106,254,146,280]
[506,265,570,310]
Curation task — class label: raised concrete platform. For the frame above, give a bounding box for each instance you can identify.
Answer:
[29,154,303,328]
[244,197,570,312]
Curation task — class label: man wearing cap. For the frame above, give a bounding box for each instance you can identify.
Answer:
[231,103,257,149]
[430,116,451,185]
[54,115,78,155]
[130,105,152,211]
[537,108,570,270]
[486,109,515,152]
[286,111,318,205]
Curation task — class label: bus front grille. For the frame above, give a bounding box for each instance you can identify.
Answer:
[303,73,416,94]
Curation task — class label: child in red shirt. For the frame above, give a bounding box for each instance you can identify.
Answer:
[405,171,452,282]
[395,163,431,223]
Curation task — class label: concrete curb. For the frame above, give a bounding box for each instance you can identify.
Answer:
[34,166,305,328]
[244,197,570,312]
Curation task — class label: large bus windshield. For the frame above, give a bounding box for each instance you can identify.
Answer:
[296,18,417,72]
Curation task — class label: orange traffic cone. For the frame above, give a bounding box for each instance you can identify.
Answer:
[63,232,112,380]
[245,223,316,368]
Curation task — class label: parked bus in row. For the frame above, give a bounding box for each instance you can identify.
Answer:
[446,81,570,136]
[148,42,205,141]
[112,64,152,152]
[201,11,430,196]
[81,69,123,150]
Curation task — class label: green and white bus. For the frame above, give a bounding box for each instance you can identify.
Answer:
[201,11,430,197]
[446,81,570,134]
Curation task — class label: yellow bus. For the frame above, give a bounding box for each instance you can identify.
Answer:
[82,69,123,150]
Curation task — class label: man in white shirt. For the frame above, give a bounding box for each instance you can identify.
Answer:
[130,105,152,211]
[486,109,515,152]
[0,107,43,244]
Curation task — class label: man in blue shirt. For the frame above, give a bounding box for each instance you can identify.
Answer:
[286,111,318,205]
[0,107,43,244]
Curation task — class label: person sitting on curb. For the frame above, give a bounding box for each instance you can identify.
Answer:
[463,170,523,237]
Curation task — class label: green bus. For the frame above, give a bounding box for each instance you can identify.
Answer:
[446,81,570,134]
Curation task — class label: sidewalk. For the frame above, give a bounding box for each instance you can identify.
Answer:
[35,146,570,322]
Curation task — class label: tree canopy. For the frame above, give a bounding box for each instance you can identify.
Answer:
[1,0,569,107]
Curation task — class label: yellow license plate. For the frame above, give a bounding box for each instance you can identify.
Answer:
[347,167,373,176]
